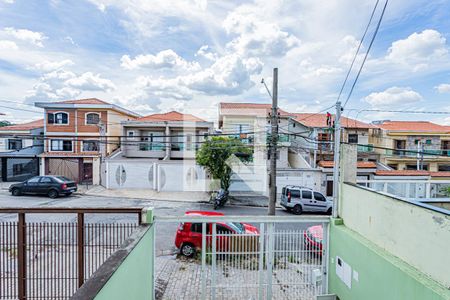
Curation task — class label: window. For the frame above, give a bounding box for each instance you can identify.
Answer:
[216,225,233,234]
[83,140,99,152]
[86,113,100,125]
[289,189,300,198]
[7,139,23,150]
[128,131,135,137]
[50,140,73,151]
[190,223,203,233]
[48,112,68,125]
[302,190,312,199]
[40,177,53,183]
[348,134,358,144]
[27,176,41,183]
[314,192,326,201]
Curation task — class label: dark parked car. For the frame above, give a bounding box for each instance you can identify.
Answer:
[9,176,77,198]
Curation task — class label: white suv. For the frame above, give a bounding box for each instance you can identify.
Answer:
[280,185,332,215]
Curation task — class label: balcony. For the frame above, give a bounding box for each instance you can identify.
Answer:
[385,149,450,157]
[138,142,165,151]
[357,144,374,153]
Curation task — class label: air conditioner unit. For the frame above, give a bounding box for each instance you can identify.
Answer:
[316,294,337,300]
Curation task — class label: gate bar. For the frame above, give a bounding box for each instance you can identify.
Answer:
[18,213,27,300]
[77,213,85,287]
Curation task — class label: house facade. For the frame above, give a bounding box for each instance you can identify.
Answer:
[35,98,139,184]
[0,119,44,181]
[372,120,450,172]
[105,111,214,191]
[292,113,377,166]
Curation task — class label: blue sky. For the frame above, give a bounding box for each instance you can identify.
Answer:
[0,0,449,124]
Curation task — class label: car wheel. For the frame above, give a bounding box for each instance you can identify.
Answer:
[48,189,59,199]
[293,205,302,215]
[11,188,21,196]
[181,243,195,257]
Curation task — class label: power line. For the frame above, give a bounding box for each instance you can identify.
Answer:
[342,0,389,109]
[336,0,380,104]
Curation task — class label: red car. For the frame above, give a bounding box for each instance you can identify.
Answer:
[304,225,323,254]
[175,211,259,257]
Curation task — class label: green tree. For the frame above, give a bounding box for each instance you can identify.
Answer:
[0,120,12,127]
[196,136,252,191]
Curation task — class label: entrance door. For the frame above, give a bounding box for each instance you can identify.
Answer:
[83,163,93,183]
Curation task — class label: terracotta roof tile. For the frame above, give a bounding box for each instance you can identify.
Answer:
[54,98,111,105]
[293,113,372,129]
[430,172,450,177]
[0,119,44,131]
[137,111,206,122]
[219,102,293,116]
[375,170,430,176]
[318,160,377,168]
[375,121,449,132]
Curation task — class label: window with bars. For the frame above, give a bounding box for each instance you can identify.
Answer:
[86,113,100,125]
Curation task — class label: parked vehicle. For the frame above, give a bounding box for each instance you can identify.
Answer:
[9,176,77,198]
[304,225,323,255]
[280,185,332,215]
[175,211,259,257]
[213,189,229,209]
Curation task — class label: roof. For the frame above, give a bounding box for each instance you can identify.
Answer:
[430,172,450,177]
[34,98,140,118]
[219,102,293,117]
[0,119,44,131]
[318,161,377,168]
[375,170,430,176]
[137,111,206,122]
[375,121,450,132]
[293,113,372,129]
[53,98,110,105]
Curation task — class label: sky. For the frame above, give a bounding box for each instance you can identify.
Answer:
[0,0,449,125]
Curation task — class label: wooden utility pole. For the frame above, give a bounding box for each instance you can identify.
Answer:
[332,101,342,218]
[269,68,278,216]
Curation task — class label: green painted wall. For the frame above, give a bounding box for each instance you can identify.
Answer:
[94,225,155,300]
[329,220,450,300]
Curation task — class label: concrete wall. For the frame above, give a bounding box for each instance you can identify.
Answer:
[329,219,450,300]
[339,183,450,289]
[276,169,326,194]
[93,225,154,300]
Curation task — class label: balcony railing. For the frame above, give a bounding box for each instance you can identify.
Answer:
[385,149,450,157]
[138,142,165,151]
[357,144,374,153]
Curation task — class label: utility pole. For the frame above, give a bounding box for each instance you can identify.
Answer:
[268,68,278,216]
[417,140,424,170]
[332,101,342,218]
[98,121,106,163]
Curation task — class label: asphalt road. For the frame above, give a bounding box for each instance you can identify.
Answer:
[0,190,325,253]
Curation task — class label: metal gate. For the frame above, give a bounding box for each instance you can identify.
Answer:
[47,158,79,182]
[154,215,329,300]
[1,157,39,182]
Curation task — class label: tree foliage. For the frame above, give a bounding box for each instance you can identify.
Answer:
[196,136,252,191]
[0,120,12,127]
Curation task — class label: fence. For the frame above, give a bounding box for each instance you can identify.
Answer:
[0,208,142,300]
[357,180,450,199]
[154,215,329,300]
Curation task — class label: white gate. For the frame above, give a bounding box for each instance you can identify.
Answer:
[154,216,329,300]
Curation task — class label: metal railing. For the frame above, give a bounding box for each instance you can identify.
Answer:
[0,207,142,300]
[357,180,450,199]
[154,215,329,300]
[385,148,450,157]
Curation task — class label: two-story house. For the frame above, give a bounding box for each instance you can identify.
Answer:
[105,111,213,191]
[35,98,139,184]
[372,120,450,172]
[0,119,44,181]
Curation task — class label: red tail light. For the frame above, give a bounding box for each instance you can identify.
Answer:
[287,192,291,203]
[61,183,67,190]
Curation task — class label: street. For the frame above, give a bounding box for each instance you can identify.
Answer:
[0,190,323,254]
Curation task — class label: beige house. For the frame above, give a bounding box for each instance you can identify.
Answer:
[372,120,450,172]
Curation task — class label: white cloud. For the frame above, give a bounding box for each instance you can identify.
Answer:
[386,29,448,71]
[65,72,116,92]
[363,86,423,108]
[0,0,15,3]
[195,45,217,61]
[223,6,299,57]
[2,27,47,47]
[120,49,200,71]
[0,40,18,50]
[436,83,450,94]
[33,59,75,72]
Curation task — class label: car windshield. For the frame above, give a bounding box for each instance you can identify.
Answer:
[227,222,245,233]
